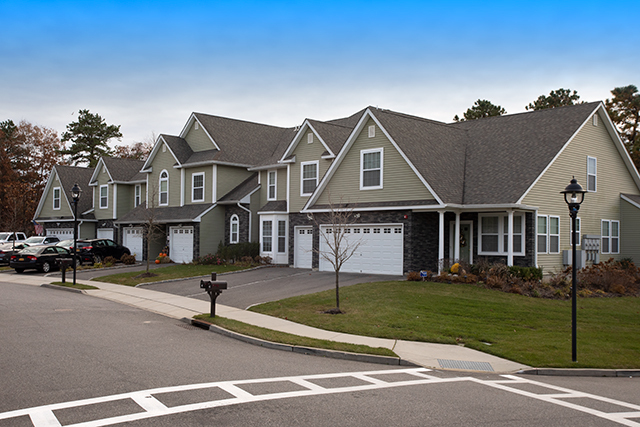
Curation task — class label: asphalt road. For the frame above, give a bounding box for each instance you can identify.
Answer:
[2,280,639,426]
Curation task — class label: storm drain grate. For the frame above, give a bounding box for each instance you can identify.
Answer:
[437,359,494,372]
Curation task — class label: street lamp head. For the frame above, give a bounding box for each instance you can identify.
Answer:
[561,177,585,207]
[71,183,82,202]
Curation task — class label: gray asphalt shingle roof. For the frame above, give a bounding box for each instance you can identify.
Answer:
[101,157,146,182]
[54,165,95,216]
[218,173,259,203]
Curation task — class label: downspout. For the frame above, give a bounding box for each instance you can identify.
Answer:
[237,202,252,242]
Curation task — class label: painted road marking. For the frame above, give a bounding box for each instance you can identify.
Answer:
[1,368,639,426]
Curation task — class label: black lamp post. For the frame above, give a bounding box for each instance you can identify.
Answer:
[71,183,82,286]
[561,177,586,362]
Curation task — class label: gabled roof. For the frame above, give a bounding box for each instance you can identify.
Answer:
[142,135,193,171]
[115,202,216,224]
[89,157,146,185]
[217,173,259,204]
[34,165,95,220]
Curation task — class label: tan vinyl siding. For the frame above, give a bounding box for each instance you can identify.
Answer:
[117,185,133,218]
[259,168,287,204]
[79,222,95,240]
[186,167,211,204]
[148,144,180,207]
[94,167,112,219]
[621,199,640,263]
[184,121,215,152]
[522,110,640,272]
[39,171,73,218]
[289,131,334,212]
[314,118,434,206]
[199,207,225,255]
[216,165,252,201]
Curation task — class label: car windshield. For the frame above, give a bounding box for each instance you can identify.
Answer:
[23,237,44,244]
[0,233,10,240]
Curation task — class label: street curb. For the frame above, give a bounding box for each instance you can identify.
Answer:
[185,318,418,367]
[40,283,86,294]
[519,368,640,377]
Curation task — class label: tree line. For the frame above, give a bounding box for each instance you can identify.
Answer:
[2,85,639,234]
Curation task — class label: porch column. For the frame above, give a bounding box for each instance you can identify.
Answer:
[454,212,461,261]
[507,210,514,266]
[438,211,445,273]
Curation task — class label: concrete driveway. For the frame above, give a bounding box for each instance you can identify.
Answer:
[137,267,404,309]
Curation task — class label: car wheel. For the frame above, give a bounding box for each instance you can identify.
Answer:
[93,255,102,264]
[15,268,24,274]
[41,262,51,273]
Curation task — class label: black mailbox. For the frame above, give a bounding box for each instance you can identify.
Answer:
[56,258,72,283]
[200,276,227,317]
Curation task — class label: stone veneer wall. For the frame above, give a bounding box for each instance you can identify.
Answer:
[224,205,251,245]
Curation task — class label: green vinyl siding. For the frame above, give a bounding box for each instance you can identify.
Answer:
[250,190,261,242]
[94,168,112,219]
[314,118,434,206]
[522,110,640,272]
[259,168,287,204]
[289,130,333,213]
[216,165,252,201]
[79,222,95,240]
[39,171,73,218]
[117,185,133,218]
[621,199,640,264]
[184,121,215,152]
[199,207,225,256]
[148,144,181,207]
[186,167,211,204]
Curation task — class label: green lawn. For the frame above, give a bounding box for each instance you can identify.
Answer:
[250,281,640,369]
[50,281,99,290]
[94,264,248,286]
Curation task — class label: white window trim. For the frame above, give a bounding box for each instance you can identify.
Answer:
[191,172,205,202]
[230,214,239,244]
[261,219,273,253]
[134,184,141,207]
[360,148,383,190]
[267,170,277,201]
[99,185,109,209]
[587,156,597,192]
[601,219,620,254]
[159,170,169,206]
[478,213,525,256]
[300,161,319,197]
[277,219,287,253]
[53,187,61,210]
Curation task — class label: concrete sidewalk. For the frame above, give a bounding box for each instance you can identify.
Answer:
[4,273,529,373]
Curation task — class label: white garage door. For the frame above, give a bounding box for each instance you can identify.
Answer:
[319,224,403,275]
[170,227,193,264]
[48,228,73,239]
[294,227,313,269]
[123,227,143,261]
[97,228,114,240]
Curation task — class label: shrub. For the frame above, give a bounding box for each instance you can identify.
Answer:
[217,242,260,263]
[120,254,136,265]
[406,271,421,281]
[508,266,543,281]
[193,253,224,265]
[103,256,116,267]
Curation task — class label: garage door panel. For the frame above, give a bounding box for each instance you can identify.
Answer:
[170,227,193,264]
[295,227,313,269]
[319,224,403,275]
[124,228,143,261]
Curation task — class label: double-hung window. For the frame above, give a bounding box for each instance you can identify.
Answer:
[601,220,619,254]
[537,215,560,254]
[230,215,239,244]
[100,185,109,209]
[192,172,204,202]
[134,185,141,207]
[479,214,525,255]
[262,220,272,252]
[159,171,168,205]
[587,156,597,192]
[360,148,383,189]
[267,170,277,200]
[278,220,286,253]
[301,161,318,196]
[53,187,61,210]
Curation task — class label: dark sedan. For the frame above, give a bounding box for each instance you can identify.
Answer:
[0,242,30,265]
[10,245,75,273]
[81,239,130,263]
[56,239,95,265]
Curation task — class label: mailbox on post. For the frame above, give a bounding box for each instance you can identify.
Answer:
[200,273,227,317]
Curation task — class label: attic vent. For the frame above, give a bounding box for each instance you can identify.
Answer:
[195,122,199,130]
[593,114,598,126]
[102,166,106,174]
[308,133,313,144]
[368,125,375,138]
[162,144,166,153]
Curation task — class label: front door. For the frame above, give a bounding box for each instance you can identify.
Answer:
[449,221,473,264]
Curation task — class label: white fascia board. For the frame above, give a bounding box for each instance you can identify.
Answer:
[304,202,538,214]
[279,121,334,162]
[193,204,217,222]
[111,179,146,185]
[141,135,165,171]
[178,113,220,150]
[598,103,640,191]
[621,194,640,209]
[33,167,56,219]
[248,163,287,171]
[175,160,252,169]
[88,157,108,185]
[257,210,288,215]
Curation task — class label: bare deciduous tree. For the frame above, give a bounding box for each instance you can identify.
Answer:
[140,183,165,275]
[311,195,362,314]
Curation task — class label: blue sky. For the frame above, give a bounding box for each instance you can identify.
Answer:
[1,0,637,147]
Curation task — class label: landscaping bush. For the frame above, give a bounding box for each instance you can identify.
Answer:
[193,253,224,265]
[217,242,260,263]
[120,253,136,265]
[406,271,422,281]
[103,256,117,267]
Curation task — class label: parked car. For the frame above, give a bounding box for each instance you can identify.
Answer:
[9,245,75,273]
[56,239,94,265]
[0,232,27,244]
[0,242,30,265]
[82,239,131,263]
[22,236,61,246]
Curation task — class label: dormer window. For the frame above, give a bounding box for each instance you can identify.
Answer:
[159,170,169,205]
[307,133,313,144]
